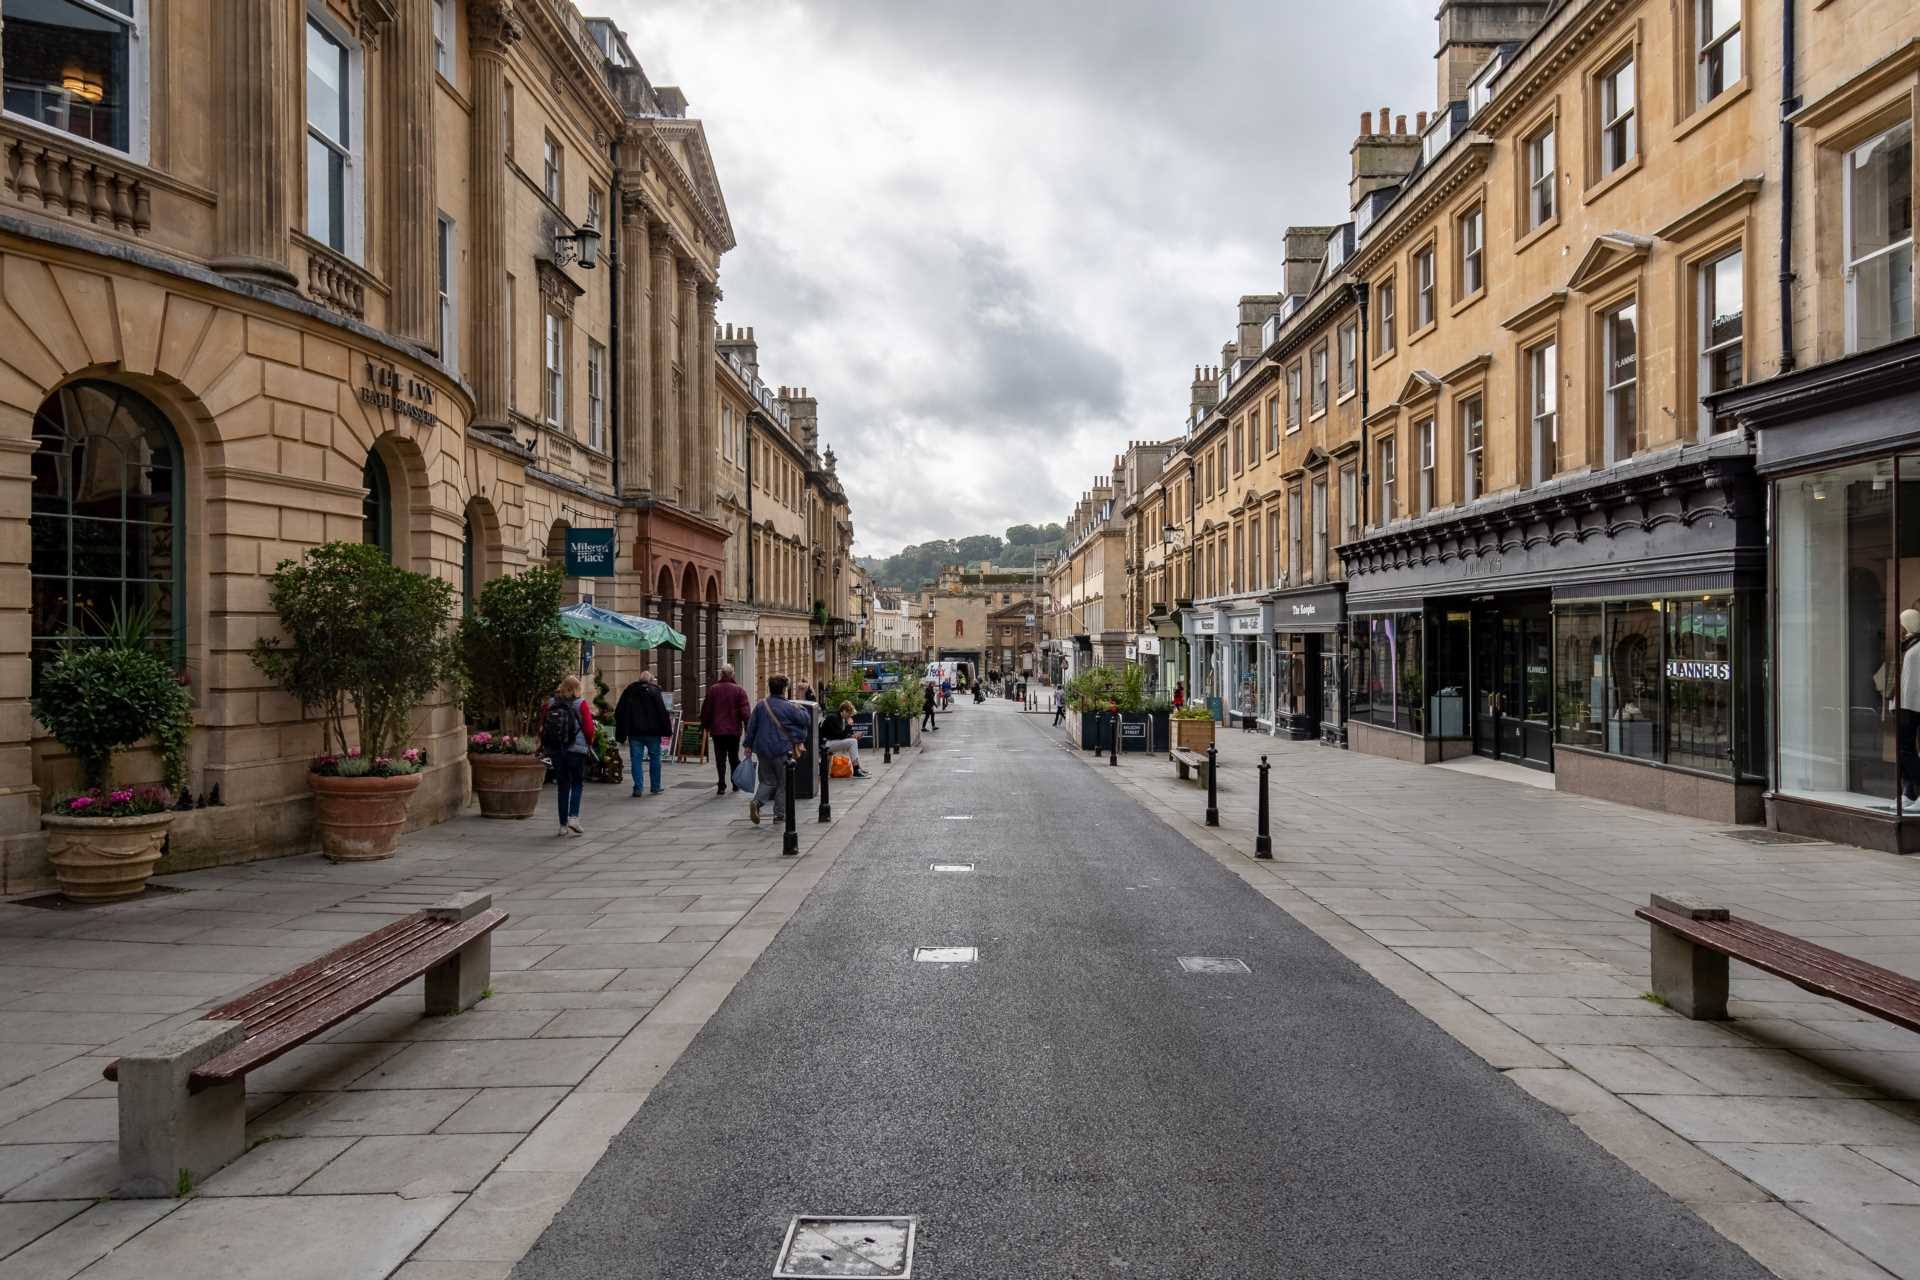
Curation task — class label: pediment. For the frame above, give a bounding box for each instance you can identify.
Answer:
[1397,370,1442,404]
[1566,232,1652,293]
[653,119,737,252]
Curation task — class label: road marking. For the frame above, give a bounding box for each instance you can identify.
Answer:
[1178,956,1252,974]
[930,863,973,873]
[941,815,973,821]
[913,946,976,963]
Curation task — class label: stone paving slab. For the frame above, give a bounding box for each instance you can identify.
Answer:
[1068,719,1920,1279]
[0,741,921,1276]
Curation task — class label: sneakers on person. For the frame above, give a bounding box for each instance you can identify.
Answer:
[748,800,762,824]
[566,819,583,834]
[853,768,870,778]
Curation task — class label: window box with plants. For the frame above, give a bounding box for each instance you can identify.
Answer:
[253,543,458,861]
[458,565,576,817]
[1171,703,1217,753]
[32,609,194,901]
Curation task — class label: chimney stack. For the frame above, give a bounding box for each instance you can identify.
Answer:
[1282,228,1335,296]
[1435,0,1550,106]
[1350,106,1423,208]
[1238,294,1287,354]
[717,323,760,380]
[1190,363,1221,421]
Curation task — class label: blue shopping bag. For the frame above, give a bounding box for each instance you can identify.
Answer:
[732,756,757,792]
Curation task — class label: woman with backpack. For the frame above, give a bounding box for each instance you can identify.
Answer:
[540,674,596,836]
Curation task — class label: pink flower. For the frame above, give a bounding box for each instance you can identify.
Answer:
[67,796,95,811]
[347,747,362,758]
[109,789,133,804]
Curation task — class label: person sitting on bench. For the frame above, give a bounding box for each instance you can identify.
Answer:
[821,700,870,777]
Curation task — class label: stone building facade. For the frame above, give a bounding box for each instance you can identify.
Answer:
[0,1,852,887]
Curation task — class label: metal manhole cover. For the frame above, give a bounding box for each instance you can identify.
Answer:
[1716,829,1826,846]
[1178,956,1251,974]
[775,1216,916,1277]
[913,946,976,963]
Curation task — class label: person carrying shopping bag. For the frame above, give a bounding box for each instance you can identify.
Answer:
[743,675,811,826]
[700,664,752,797]
[539,674,595,836]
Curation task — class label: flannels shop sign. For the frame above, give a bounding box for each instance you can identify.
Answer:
[1666,659,1731,681]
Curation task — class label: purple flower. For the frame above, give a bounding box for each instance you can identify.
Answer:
[67,796,95,811]
[109,789,133,804]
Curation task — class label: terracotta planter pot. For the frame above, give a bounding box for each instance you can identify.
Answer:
[1171,716,1216,754]
[309,772,422,862]
[468,752,546,819]
[43,810,173,903]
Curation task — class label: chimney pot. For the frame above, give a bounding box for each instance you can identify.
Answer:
[1396,114,1407,134]
[1360,110,1372,134]
[1380,104,1390,129]
[1417,110,1428,131]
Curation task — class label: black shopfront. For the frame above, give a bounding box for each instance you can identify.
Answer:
[1269,582,1348,745]
[1339,437,1768,821]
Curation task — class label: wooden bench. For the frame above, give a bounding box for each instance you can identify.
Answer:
[1637,892,1920,1030]
[105,892,507,1197]
[1171,749,1217,789]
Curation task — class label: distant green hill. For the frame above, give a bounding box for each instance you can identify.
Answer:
[860,525,1064,589]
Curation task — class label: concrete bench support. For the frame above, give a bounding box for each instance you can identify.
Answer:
[1647,893,1731,1021]
[1172,752,1212,789]
[116,1019,246,1198]
[425,892,495,1015]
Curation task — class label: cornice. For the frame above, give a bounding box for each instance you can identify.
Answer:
[1791,38,1920,130]
[1501,288,1568,332]
[1654,177,1763,242]
[1479,0,1638,137]
[629,120,737,256]
[1441,353,1493,385]
[514,0,624,135]
[1349,142,1494,275]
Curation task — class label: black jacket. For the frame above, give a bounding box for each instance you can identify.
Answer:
[922,686,936,712]
[822,713,851,740]
[614,681,671,741]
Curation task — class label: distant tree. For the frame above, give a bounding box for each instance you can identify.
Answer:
[1004,524,1041,546]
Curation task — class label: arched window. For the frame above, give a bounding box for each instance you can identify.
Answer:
[30,381,184,677]
[362,451,394,559]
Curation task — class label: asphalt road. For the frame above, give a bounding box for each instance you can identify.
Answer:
[515,697,1772,1279]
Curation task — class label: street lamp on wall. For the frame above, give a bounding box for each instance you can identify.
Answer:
[551,223,603,269]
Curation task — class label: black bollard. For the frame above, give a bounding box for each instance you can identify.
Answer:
[782,758,799,855]
[1255,754,1272,857]
[1204,741,1220,827]
[882,717,892,765]
[1109,710,1119,766]
[818,744,832,824]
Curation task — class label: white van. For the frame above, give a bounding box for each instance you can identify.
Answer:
[925,660,973,689]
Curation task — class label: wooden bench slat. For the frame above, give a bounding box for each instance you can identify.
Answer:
[208,919,449,1034]
[187,908,507,1088]
[1636,906,1920,1033]
[204,916,440,1024]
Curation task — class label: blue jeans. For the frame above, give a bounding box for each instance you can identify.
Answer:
[554,751,586,826]
[628,737,663,794]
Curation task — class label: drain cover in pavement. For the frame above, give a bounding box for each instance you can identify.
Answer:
[914,946,976,963]
[775,1216,916,1277]
[1178,956,1251,973]
[1716,828,1826,845]
[929,863,973,873]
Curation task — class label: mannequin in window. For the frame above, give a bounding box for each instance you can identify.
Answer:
[1901,610,1920,804]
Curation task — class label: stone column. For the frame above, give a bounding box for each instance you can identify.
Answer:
[385,0,438,345]
[649,233,677,504]
[618,194,653,495]
[697,282,720,518]
[467,1,522,431]
[209,0,296,286]
[677,263,700,506]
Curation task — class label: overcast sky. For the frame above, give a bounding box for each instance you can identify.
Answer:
[604,0,1438,556]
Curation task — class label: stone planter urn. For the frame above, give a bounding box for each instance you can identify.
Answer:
[468,752,546,819]
[309,772,421,862]
[1171,716,1216,754]
[43,811,174,903]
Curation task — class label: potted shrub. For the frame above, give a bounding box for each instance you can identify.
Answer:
[254,542,458,861]
[458,566,575,816]
[1172,703,1217,753]
[33,618,193,901]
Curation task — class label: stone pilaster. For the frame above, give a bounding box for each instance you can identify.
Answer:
[385,0,438,345]
[617,194,653,495]
[467,1,522,431]
[649,233,677,504]
[697,281,720,518]
[209,0,296,287]
[677,262,699,505]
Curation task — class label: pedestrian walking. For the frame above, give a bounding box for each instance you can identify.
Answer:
[1052,687,1066,727]
[743,674,812,825]
[700,664,751,797]
[820,700,870,778]
[939,677,953,710]
[921,680,939,733]
[613,669,671,797]
[539,674,595,836]
[1172,682,1186,710]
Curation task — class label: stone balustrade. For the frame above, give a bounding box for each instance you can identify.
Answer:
[305,246,367,320]
[3,136,153,236]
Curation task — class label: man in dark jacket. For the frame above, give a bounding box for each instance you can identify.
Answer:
[614,670,672,797]
[921,680,939,732]
[744,675,812,829]
[700,665,752,796]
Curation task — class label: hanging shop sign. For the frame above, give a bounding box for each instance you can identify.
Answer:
[563,528,617,577]
[356,359,439,427]
[1665,658,1732,681]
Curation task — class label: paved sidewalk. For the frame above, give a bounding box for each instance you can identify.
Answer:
[1061,721,1920,1280]
[0,744,918,1278]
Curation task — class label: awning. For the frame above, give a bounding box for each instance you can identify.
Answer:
[556,602,687,651]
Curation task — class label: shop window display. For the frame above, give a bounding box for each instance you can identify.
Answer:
[1349,611,1424,735]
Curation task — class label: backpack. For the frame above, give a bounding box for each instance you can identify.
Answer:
[540,698,581,755]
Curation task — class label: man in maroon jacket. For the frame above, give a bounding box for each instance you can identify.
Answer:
[699,665,752,796]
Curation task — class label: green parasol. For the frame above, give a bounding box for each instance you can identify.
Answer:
[556,602,687,651]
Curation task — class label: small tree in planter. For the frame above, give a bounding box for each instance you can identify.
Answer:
[253,542,459,860]
[457,566,575,816]
[33,613,194,901]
